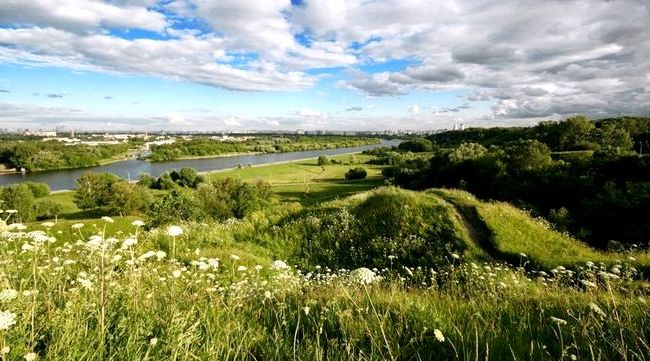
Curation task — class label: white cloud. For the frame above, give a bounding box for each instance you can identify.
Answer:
[0,0,167,32]
[296,109,328,119]
[408,104,420,115]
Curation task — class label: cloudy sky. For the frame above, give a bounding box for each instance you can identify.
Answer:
[0,0,649,131]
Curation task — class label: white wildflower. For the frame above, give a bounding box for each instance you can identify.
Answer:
[349,267,377,285]
[271,260,289,270]
[1,347,9,355]
[237,265,248,272]
[166,225,183,237]
[155,251,166,260]
[149,337,158,347]
[40,222,55,228]
[71,223,84,230]
[230,254,240,261]
[101,216,114,223]
[24,352,38,361]
[0,310,17,330]
[434,329,445,342]
[121,238,137,249]
[172,270,182,278]
[131,220,145,227]
[0,289,18,302]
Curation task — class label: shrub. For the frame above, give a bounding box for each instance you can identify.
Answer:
[317,155,331,166]
[23,181,51,198]
[0,184,36,221]
[108,183,153,215]
[34,199,63,220]
[137,173,156,188]
[345,167,367,180]
[397,138,434,152]
[147,188,205,226]
[74,172,122,209]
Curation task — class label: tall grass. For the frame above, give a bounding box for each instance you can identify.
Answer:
[1,211,649,360]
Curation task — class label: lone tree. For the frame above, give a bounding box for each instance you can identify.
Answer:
[345,167,368,180]
[317,155,331,166]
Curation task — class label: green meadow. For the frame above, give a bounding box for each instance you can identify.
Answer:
[0,152,648,360]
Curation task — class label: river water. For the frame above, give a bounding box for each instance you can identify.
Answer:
[0,140,400,191]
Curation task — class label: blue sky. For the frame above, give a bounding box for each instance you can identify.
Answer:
[0,0,648,131]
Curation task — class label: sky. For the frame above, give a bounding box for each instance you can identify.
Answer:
[0,0,649,132]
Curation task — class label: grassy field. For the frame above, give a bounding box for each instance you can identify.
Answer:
[4,155,648,360]
[206,154,387,206]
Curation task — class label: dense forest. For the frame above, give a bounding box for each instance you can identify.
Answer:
[382,116,650,249]
[0,140,131,171]
[147,136,380,161]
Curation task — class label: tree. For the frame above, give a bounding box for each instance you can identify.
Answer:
[448,142,487,163]
[506,140,554,173]
[74,172,122,209]
[345,167,368,180]
[108,183,153,215]
[397,138,434,152]
[147,188,205,226]
[559,116,597,150]
[23,182,51,198]
[317,156,331,166]
[0,184,36,222]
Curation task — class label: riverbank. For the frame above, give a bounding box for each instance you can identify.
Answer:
[0,150,137,176]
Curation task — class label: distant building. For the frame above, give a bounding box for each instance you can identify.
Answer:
[24,130,57,137]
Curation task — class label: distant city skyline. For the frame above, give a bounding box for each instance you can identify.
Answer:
[1,0,649,131]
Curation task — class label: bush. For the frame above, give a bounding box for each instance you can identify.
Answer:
[74,172,122,209]
[0,184,36,221]
[34,199,63,220]
[397,138,434,152]
[108,183,153,215]
[147,188,205,226]
[137,173,156,188]
[345,167,367,180]
[23,181,51,198]
[317,156,331,166]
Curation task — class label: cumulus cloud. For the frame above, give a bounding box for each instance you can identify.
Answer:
[346,106,363,112]
[408,104,420,115]
[0,0,649,127]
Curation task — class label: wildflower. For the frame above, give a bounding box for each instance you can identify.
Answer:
[5,210,17,214]
[519,252,527,258]
[121,238,137,249]
[71,223,84,230]
[1,347,9,355]
[303,306,310,316]
[589,302,606,318]
[0,289,18,302]
[237,265,248,272]
[101,216,114,223]
[0,310,17,330]
[155,251,166,260]
[585,261,594,268]
[434,329,445,342]
[8,223,27,231]
[550,316,567,325]
[41,222,55,228]
[387,255,397,260]
[349,268,377,285]
[264,291,272,299]
[254,265,263,271]
[77,278,93,290]
[24,352,38,361]
[131,220,145,227]
[172,270,182,278]
[451,253,460,260]
[498,282,507,289]
[166,225,183,237]
[230,254,240,261]
[271,260,289,270]
[149,337,158,347]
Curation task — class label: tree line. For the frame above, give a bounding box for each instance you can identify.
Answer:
[381,116,650,249]
[0,140,130,171]
[148,136,380,161]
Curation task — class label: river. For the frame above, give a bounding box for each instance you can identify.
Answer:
[0,140,400,191]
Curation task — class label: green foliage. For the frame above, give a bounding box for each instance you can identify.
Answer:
[317,155,331,166]
[22,181,51,198]
[0,183,36,221]
[108,183,153,215]
[0,140,130,171]
[148,136,380,161]
[345,167,367,180]
[447,142,487,163]
[74,172,122,209]
[147,177,271,225]
[397,138,434,152]
[291,188,466,269]
[148,168,205,189]
[34,199,63,220]
[147,188,205,226]
[136,173,156,188]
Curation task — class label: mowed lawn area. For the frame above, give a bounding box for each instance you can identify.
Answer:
[206,153,387,205]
